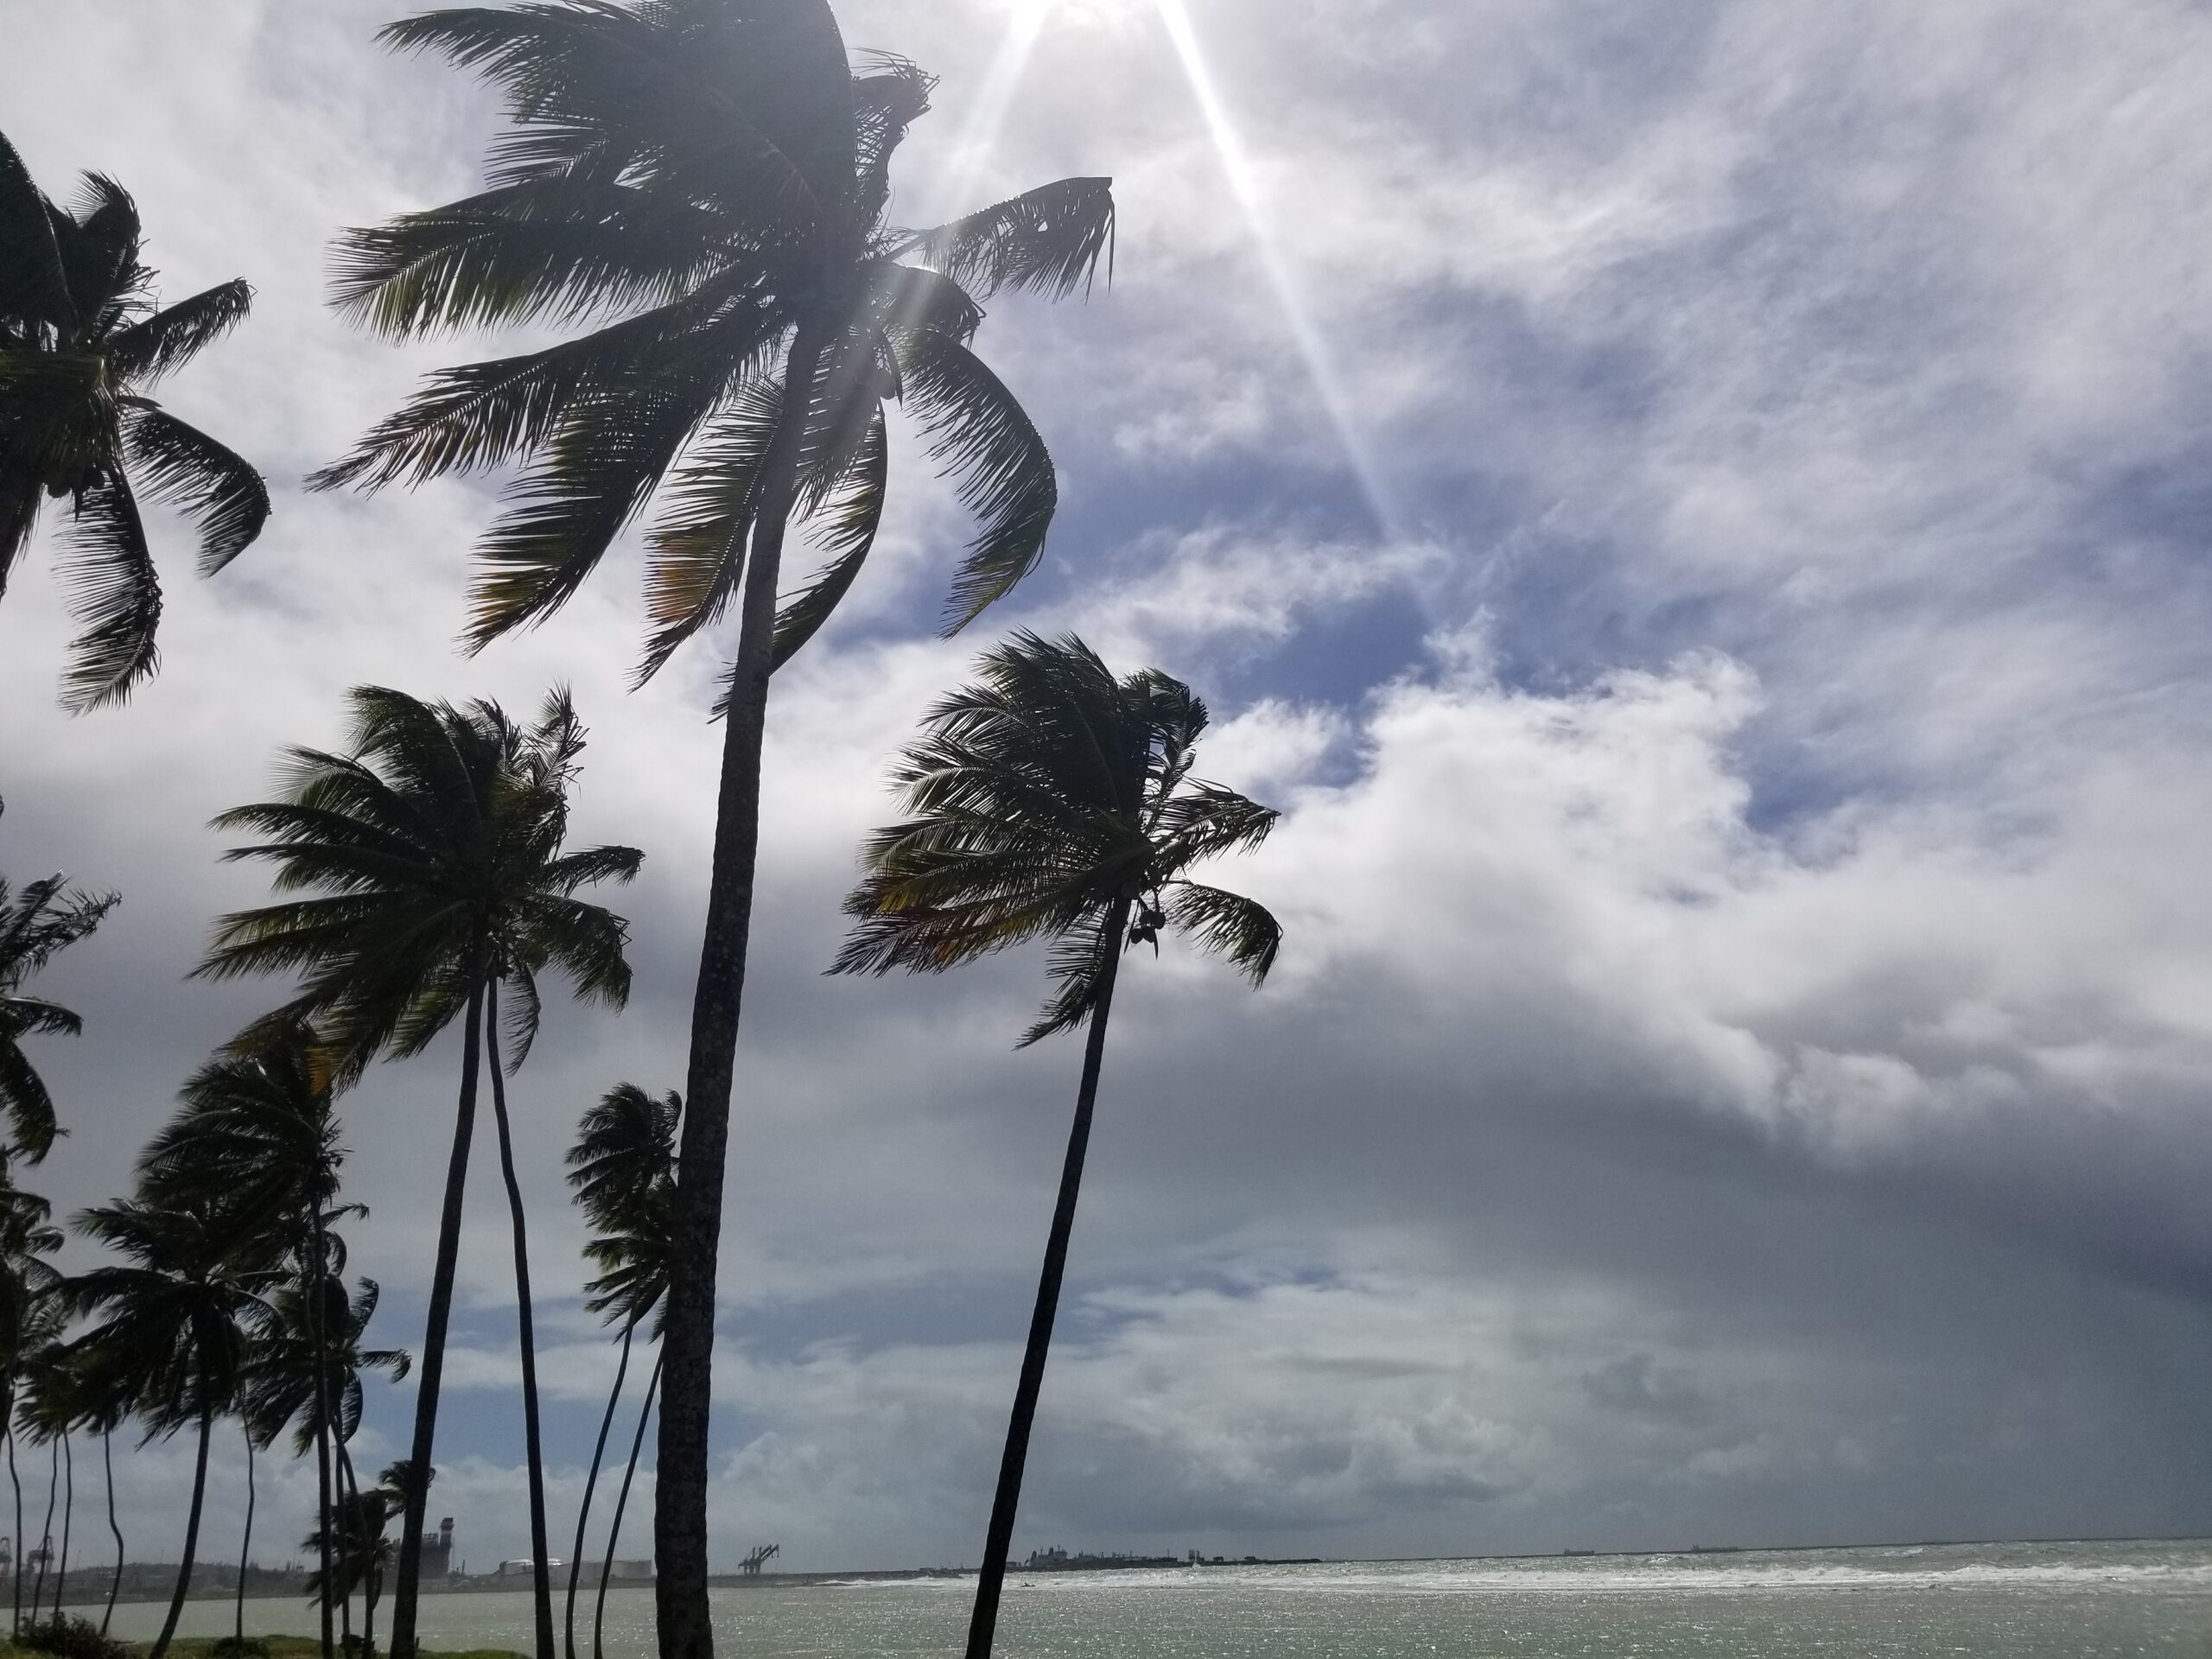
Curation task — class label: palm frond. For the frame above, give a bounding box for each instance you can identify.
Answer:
[635,378,782,681]
[124,406,270,574]
[898,176,1116,301]
[771,405,885,671]
[0,133,75,329]
[1164,880,1280,984]
[54,467,160,712]
[106,280,253,383]
[893,330,1056,630]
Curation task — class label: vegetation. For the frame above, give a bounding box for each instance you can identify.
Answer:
[563,1085,677,1659]
[0,132,269,710]
[196,688,641,1659]
[315,5,1113,1648]
[835,632,1281,1659]
[0,8,1320,1659]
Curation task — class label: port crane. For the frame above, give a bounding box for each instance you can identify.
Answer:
[739,1544,779,1576]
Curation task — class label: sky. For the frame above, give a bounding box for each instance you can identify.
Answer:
[3,0,2211,1577]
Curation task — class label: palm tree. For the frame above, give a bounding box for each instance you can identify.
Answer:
[562,1084,677,1659]
[307,1459,423,1659]
[16,1326,76,1622]
[315,10,1113,1644]
[137,1020,359,1659]
[195,686,642,1659]
[0,1176,60,1637]
[62,1198,264,1659]
[0,806,118,1172]
[833,632,1282,1659]
[245,1275,408,1651]
[0,133,270,710]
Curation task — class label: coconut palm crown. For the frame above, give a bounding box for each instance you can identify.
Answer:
[312,2,1113,676]
[0,132,270,709]
[834,631,1282,1041]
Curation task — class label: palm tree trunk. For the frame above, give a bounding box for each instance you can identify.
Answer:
[54,1430,69,1618]
[100,1430,121,1636]
[149,1406,214,1659]
[963,899,1129,1659]
[655,311,835,1659]
[334,1435,359,1656]
[390,975,487,1659]
[9,1425,22,1636]
[234,1430,255,1645]
[565,1320,634,1659]
[598,1352,662,1659]
[485,982,556,1659]
[310,1215,337,1659]
[33,1435,55,1617]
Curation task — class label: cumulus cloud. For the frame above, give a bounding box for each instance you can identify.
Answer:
[2,0,2208,1576]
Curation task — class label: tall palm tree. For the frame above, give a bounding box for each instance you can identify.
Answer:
[195,686,642,1659]
[315,11,1113,1645]
[834,632,1282,1659]
[63,1198,264,1659]
[0,807,117,1172]
[137,1020,359,1659]
[0,1176,60,1637]
[0,132,270,710]
[562,1084,677,1659]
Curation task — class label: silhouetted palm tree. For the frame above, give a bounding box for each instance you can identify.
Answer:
[316,9,1112,1642]
[196,686,641,1659]
[835,632,1282,1659]
[138,1020,359,1659]
[563,1084,677,1659]
[0,808,117,1172]
[0,1175,60,1636]
[63,1198,264,1659]
[243,1275,408,1651]
[307,1459,423,1659]
[0,133,270,709]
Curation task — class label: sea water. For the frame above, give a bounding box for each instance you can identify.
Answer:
[80,1537,2212,1657]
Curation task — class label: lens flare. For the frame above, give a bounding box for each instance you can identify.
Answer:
[922,2,1053,224]
[1150,0,1402,537]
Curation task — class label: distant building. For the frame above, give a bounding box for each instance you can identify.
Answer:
[424,1518,456,1580]
[499,1558,566,1577]
[607,1560,654,1581]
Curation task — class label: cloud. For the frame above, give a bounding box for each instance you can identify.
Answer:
[3,0,2209,1577]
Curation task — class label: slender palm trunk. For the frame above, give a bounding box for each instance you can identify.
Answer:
[234,1430,255,1645]
[599,1352,662,1659]
[390,976,487,1659]
[485,983,556,1659]
[334,1435,360,1656]
[9,1425,22,1636]
[310,1214,336,1659]
[7,1424,19,1645]
[655,313,835,1659]
[963,899,1129,1659]
[565,1321,634,1659]
[100,1430,121,1636]
[33,1435,54,1616]
[54,1431,69,1618]
[149,1406,214,1659]
[363,1557,378,1659]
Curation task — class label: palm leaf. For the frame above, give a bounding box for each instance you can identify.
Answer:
[771,405,886,670]
[0,133,74,329]
[124,406,270,574]
[106,280,253,383]
[54,467,160,712]
[893,329,1057,630]
[899,177,1116,301]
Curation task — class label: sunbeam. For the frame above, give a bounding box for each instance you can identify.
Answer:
[1151,0,1403,538]
[918,0,1053,224]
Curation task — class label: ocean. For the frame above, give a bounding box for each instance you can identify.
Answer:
[81,1537,2212,1657]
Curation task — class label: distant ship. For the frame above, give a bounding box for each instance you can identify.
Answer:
[1561,1549,1596,1558]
